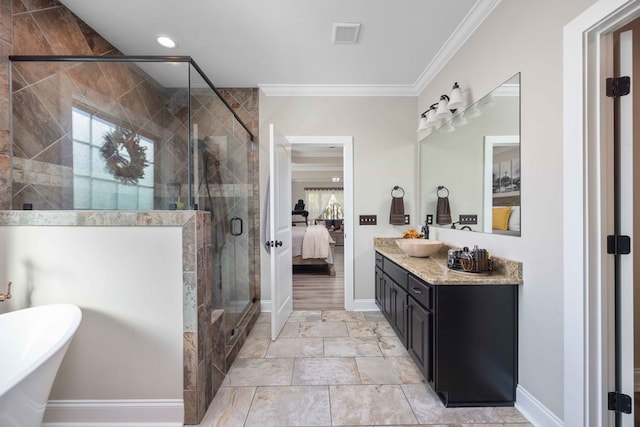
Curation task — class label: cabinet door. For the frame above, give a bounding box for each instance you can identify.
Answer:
[408,299,432,382]
[382,274,394,320]
[392,285,408,345]
[375,267,383,309]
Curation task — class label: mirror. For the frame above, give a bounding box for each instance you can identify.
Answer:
[419,73,520,236]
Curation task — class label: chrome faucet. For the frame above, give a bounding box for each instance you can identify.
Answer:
[0,282,11,302]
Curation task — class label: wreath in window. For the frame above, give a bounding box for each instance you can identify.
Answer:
[100,127,149,185]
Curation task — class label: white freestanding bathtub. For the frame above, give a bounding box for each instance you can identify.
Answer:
[0,304,82,427]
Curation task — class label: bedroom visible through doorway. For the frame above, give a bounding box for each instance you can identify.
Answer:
[290,142,346,310]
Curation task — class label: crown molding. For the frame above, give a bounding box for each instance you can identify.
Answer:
[259,0,501,98]
[258,84,417,97]
[413,0,502,94]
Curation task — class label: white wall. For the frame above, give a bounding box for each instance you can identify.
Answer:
[259,95,417,302]
[0,226,183,402]
[417,0,597,420]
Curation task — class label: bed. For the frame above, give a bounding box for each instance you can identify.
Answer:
[291,225,336,276]
[492,195,520,236]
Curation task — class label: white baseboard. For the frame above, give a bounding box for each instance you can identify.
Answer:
[636,368,640,392]
[42,399,183,426]
[352,299,379,311]
[260,300,272,312]
[515,385,563,427]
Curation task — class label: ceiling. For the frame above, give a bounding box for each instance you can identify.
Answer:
[59,0,495,93]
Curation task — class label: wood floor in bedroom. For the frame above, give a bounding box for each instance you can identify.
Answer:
[293,246,344,310]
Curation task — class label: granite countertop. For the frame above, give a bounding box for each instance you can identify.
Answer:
[374,237,523,285]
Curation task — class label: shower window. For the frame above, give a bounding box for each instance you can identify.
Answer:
[72,108,155,210]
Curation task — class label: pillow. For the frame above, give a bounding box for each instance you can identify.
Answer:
[492,206,512,231]
[508,206,520,231]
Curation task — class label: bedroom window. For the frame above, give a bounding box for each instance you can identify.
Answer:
[304,187,344,220]
[72,108,154,210]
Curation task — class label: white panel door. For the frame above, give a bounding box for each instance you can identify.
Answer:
[269,124,293,340]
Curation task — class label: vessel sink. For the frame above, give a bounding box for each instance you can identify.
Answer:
[396,239,443,258]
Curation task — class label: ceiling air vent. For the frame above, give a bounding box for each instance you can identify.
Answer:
[332,23,361,44]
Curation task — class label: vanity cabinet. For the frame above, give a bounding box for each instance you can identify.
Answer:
[375,251,518,407]
[375,253,408,343]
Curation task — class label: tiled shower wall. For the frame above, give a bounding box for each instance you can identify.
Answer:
[0,1,261,424]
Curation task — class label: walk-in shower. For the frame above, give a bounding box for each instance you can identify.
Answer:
[8,55,256,348]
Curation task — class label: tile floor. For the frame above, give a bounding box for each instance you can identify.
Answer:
[197,310,532,427]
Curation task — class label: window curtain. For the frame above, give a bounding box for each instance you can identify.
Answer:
[304,187,344,220]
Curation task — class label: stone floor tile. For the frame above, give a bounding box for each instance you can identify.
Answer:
[247,321,271,338]
[363,311,387,322]
[223,358,293,386]
[356,356,426,384]
[255,312,270,323]
[280,321,300,337]
[376,334,410,356]
[322,310,366,322]
[197,386,255,427]
[244,386,331,427]
[330,384,418,425]
[292,357,361,385]
[346,321,396,337]
[494,406,530,423]
[287,310,322,322]
[324,336,383,357]
[402,384,503,424]
[265,337,324,358]
[299,321,349,337]
[237,337,270,359]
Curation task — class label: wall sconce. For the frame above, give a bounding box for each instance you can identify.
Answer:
[417,82,464,133]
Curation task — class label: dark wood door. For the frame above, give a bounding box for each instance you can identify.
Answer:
[408,298,431,381]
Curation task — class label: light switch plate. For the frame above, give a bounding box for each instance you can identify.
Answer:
[459,214,478,225]
[359,215,377,225]
[404,214,410,224]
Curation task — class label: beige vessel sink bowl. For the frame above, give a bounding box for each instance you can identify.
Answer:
[396,239,443,258]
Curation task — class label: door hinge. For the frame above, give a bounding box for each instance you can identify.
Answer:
[606,76,631,97]
[608,391,632,414]
[607,235,631,255]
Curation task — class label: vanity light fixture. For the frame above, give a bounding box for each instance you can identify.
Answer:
[156,35,177,48]
[419,82,464,132]
[435,95,453,120]
[417,103,439,132]
[447,82,464,110]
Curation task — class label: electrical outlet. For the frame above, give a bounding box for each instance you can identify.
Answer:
[359,215,377,225]
[404,214,410,224]
[459,214,478,225]
[426,214,433,225]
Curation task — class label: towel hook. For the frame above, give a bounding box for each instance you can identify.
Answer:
[391,185,405,197]
[437,185,449,198]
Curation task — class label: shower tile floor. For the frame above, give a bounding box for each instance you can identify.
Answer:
[196,310,532,427]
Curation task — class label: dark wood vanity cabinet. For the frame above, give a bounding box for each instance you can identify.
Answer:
[375,253,408,343]
[375,251,517,407]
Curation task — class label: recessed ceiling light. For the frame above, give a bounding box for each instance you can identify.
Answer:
[156,35,177,49]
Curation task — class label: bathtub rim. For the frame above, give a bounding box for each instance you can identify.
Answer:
[0,303,82,397]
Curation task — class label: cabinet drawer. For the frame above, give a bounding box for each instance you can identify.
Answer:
[383,258,408,290]
[375,252,383,268]
[408,275,432,309]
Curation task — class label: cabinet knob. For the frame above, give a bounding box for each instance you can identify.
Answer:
[411,287,423,295]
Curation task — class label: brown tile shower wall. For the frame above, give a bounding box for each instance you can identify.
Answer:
[0,2,262,426]
[0,2,261,298]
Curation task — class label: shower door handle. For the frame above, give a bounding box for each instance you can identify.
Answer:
[230,217,243,236]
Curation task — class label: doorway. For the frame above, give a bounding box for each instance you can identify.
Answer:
[288,136,354,311]
[563,1,640,425]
